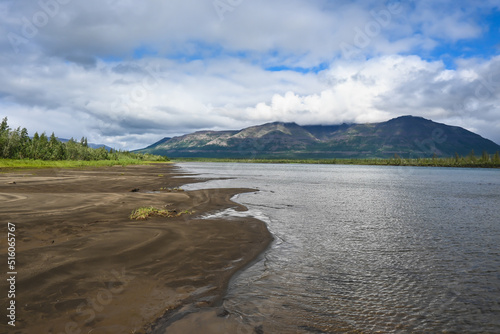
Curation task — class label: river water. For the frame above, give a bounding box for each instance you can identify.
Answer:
[179,163,500,333]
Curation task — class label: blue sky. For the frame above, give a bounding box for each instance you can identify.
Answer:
[0,0,499,149]
[421,9,500,68]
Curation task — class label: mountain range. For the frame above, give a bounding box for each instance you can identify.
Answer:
[136,116,500,159]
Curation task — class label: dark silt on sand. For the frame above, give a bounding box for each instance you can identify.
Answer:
[0,163,273,333]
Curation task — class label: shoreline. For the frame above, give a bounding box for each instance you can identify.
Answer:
[0,163,273,333]
[171,158,500,169]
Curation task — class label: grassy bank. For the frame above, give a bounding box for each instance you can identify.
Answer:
[0,158,170,170]
[172,156,500,168]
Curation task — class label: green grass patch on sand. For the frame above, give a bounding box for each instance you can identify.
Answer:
[0,158,171,170]
[130,207,194,220]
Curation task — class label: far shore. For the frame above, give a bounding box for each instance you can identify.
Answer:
[0,163,272,333]
[171,156,500,168]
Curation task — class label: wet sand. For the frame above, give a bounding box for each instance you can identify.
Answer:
[0,163,272,333]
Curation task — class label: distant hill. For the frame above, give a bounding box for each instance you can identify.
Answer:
[58,138,114,151]
[135,116,500,159]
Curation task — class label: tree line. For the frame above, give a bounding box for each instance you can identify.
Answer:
[0,117,166,161]
[389,150,500,167]
[174,151,500,168]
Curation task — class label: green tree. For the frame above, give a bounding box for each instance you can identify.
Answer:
[91,147,109,160]
[65,138,79,160]
[49,132,58,146]
[30,132,40,159]
[39,133,50,160]
[0,117,10,158]
[493,151,500,164]
[4,127,22,158]
[18,127,30,159]
[432,153,438,164]
[49,133,65,160]
[481,150,490,163]
[468,149,476,162]
[0,117,8,133]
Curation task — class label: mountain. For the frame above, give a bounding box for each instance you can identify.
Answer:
[135,116,500,159]
[140,137,171,150]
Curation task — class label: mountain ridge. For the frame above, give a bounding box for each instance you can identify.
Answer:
[136,116,500,159]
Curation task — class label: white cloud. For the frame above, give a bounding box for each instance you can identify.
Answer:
[1,0,499,149]
[244,55,500,143]
[3,0,473,65]
[2,52,499,149]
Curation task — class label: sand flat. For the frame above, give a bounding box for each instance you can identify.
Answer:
[0,164,272,333]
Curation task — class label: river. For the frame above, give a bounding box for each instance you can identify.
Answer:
[179,163,500,333]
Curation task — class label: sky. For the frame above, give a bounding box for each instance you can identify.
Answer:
[1,0,499,150]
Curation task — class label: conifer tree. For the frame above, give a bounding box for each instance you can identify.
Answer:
[493,151,500,164]
[0,117,9,158]
[18,127,30,159]
[39,133,50,160]
[481,150,490,163]
[468,149,476,162]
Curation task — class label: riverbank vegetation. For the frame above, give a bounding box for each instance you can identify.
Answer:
[173,152,500,168]
[129,206,194,220]
[0,117,167,168]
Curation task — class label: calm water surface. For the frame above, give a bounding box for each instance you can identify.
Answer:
[179,163,500,333]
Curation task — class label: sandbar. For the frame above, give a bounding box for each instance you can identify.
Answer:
[0,163,272,333]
